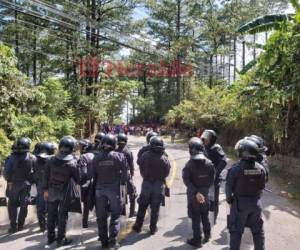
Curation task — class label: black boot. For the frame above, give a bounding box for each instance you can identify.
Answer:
[39,219,46,232]
[17,223,24,231]
[187,238,202,248]
[203,232,211,243]
[8,224,17,234]
[47,233,56,245]
[132,224,142,233]
[82,220,88,229]
[101,240,109,249]
[109,239,120,250]
[56,237,73,247]
[150,226,158,235]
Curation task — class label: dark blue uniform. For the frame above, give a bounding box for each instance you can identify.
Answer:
[33,155,49,230]
[78,152,95,227]
[92,151,127,245]
[182,154,215,242]
[226,160,266,250]
[136,144,151,166]
[43,155,79,242]
[135,150,171,232]
[116,145,137,215]
[4,152,36,231]
[205,144,227,222]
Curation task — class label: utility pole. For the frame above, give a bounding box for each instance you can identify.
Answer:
[176,0,181,104]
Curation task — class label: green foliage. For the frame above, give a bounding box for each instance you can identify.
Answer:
[238,14,293,34]
[165,83,236,129]
[0,129,12,164]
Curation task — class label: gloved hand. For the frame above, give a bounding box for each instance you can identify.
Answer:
[44,190,49,201]
[196,192,205,204]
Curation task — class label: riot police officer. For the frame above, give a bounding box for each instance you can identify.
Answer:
[248,135,269,182]
[78,138,95,228]
[136,131,158,165]
[226,138,266,250]
[133,136,171,235]
[94,132,106,152]
[4,137,36,233]
[201,129,227,223]
[116,133,137,217]
[33,142,56,232]
[43,136,79,246]
[92,134,128,249]
[182,138,215,247]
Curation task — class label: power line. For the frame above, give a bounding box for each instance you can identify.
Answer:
[0,0,78,30]
[31,0,165,55]
[29,0,78,24]
[0,37,77,63]
[0,0,162,57]
[0,14,72,43]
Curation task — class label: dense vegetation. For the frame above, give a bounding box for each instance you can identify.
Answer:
[1,0,300,165]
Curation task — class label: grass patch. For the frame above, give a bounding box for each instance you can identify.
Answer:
[270,165,300,204]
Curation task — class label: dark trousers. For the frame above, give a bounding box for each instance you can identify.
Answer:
[82,199,89,226]
[7,183,30,228]
[214,176,222,222]
[229,198,265,250]
[188,198,211,240]
[36,185,46,224]
[47,200,68,241]
[135,180,164,231]
[81,185,91,226]
[127,177,137,208]
[95,189,121,243]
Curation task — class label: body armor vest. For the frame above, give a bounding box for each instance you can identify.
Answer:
[234,162,265,196]
[35,157,47,182]
[11,154,33,182]
[142,153,166,181]
[49,158,72,191]
[189,159,211,188]
[95,154,120,184]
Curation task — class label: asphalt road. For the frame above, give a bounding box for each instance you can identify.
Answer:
[0,135,300,250]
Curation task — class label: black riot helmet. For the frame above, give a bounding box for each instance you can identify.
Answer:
[235,138,259,161]
[57,136,76,160]
[146,131,158,144]
[38,142,56,158]
[188,137,205,160]
[201,129,217,147]
[14,137,32,153]
[249,135,268,153]
[117,133,128,145]
[79,139,93,154]
[101,134,117,151]
[33,142,42,155]
[95,132,106,144]
[150,136,165,153]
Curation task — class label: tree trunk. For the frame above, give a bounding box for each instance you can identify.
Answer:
[209,54,213,88]
[14,1,19,66]
[228,37,231,84]
[253,34,256,60]
[39,61,44,84]
[176,0,181,104]
[91,0,96,47]
[242,39,246,67]
[33,32,37,85]
[233,36,237,81]
[66,42,70,80]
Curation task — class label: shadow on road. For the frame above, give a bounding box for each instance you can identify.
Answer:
[120,231,150,247]
[0,222,40,243]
